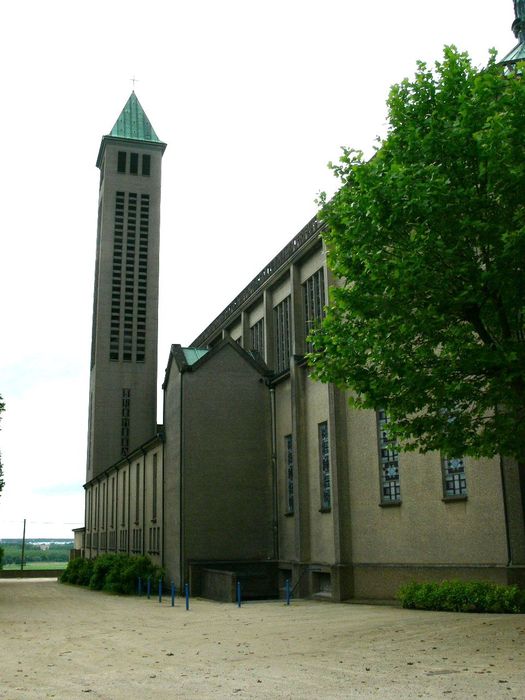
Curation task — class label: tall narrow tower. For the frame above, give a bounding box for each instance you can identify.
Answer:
[87,93,166,481]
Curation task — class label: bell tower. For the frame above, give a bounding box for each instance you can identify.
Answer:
[87,93,167,481]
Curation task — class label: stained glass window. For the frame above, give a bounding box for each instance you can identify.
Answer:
[377,409,401,503]
[319,422,331,510]
[285,435,294,513]
[443,457,467,497]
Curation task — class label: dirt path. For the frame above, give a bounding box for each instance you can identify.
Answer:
[1,579,524,699]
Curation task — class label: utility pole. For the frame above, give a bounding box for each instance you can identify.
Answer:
[20,518,26,571]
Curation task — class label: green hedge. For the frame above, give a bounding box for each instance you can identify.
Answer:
[61,554,163,595]
[398,580,525,613]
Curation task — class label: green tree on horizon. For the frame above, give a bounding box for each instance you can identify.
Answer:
[310,47,525,462]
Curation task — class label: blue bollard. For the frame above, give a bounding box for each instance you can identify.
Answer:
[185,582,189,611]
[138,577,142,596]
[147,577,151,599]
[158,578,163,604]
[171,581,175,607]
[285,578,291,606]
[237,580,241,608]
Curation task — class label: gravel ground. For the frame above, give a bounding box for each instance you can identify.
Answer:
[1,578,524,699]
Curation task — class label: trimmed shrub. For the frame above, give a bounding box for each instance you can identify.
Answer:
[398,580,525,613]
[60,553,163,595]
[88,553,118,590]
[61,557,94,586]
[103,554,163,595]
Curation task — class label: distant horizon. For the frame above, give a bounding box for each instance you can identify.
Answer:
[0,537,74,543]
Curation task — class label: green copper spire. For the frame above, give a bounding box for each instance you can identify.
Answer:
[109,92,160,142]
[513,0,525,42]
[501,0,525,64]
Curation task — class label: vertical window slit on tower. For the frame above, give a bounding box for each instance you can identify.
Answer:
[117,151,127,173]
[130,153,139,174]
[110,191,126,360]
[136,194,149,361]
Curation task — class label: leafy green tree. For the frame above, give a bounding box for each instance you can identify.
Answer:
[311,48,525,461]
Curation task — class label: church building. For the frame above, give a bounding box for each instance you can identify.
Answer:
[81,7,525,601]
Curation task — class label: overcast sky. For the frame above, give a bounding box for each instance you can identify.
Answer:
[0,1,516,539]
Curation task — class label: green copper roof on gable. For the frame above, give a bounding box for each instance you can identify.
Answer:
[182,348,209,366]
[501,41,525,63]
[109,92,160,142]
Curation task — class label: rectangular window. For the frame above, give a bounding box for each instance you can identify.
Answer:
[303,269,326,352]
[94,486,99,530]
[318,422,331,511]
[121,471,127,525]
[142,154,151,176]
[152,453,158,520]
[117,151,127,173]
[250,318,264,358]
[111,477,115,528]
[377,410,401,504]
[86,490,91,531]
[101,482,106,529]
[130,152,139,174]
[442,457,467,498]
[135,462,140,524]
[285,435,294,514]
[274,297,291,373]
[132,528,142,553]
[119,529,128,552]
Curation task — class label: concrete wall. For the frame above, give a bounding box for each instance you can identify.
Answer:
[275,380,294,561]
[347,408,508,569]
[182,343,273,566]
[304,377,334,564]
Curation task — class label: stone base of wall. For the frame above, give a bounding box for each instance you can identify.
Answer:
[276,561,525,603]
[352,563,525,600]
[0,570,63,579]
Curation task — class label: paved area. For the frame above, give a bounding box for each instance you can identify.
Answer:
[1,579,524,698]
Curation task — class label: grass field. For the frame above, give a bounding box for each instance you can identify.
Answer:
[2,562,67,571]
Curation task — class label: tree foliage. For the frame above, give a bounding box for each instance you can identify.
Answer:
[311,48,525,460]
